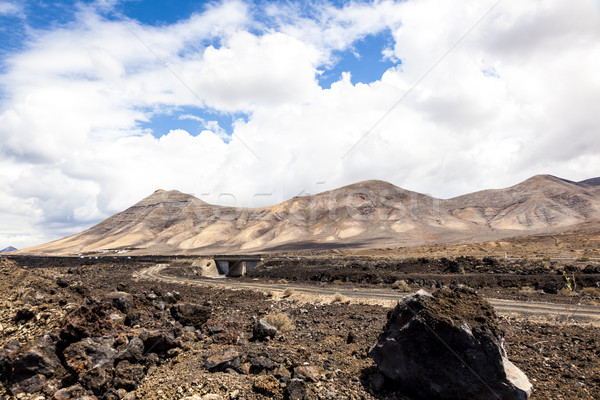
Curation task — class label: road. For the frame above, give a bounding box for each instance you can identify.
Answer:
[135,264,600,322]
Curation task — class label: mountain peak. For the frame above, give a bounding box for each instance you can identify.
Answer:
[579,177,600,186]
[0,246,17,253]
[522,174,574,184]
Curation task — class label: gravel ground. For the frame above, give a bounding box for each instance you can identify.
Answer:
[0,256,599,400]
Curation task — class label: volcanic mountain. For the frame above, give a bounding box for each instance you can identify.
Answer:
[0,246,17,253]
[18,175,600,256]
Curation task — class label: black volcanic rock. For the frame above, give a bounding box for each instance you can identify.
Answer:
[369,288,532,400]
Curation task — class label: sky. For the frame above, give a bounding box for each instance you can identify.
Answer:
[1,0,600,249]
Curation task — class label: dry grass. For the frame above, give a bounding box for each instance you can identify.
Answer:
[282,288,294,298]
[581,287,600,298]
[391,280,411,291]
[332,279,343,285]
[264,312,294,332]
[519,286,536,294]
[559,288,579,297]
[332,292,348,303]
[277,279,288,284]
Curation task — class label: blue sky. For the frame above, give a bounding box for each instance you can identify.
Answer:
[1,0,600,248]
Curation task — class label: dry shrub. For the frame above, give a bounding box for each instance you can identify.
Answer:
[392,280,411,291]
[559,288,578,297]
[332,279,343,285]
[332,292,348,303]
[581,287,600,298]
[282,288,294,298]
[519,286,536,294]
[277,279,288,284]
[265,312,294,332]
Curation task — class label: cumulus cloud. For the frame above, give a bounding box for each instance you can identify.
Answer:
[0,1,23,17]
[0,0,599,248]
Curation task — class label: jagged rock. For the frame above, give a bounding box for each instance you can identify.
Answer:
[205,349,241,372]
[170,303,211,329]
[286,378,307,400]
[250,356,273,373]
[114,360,144,391]
[6,335,61,394]
[253,319,277,341]
[124,311,142,327]
[10,374,45,394]
[205,318,228,335]
[60,299,114,343]
[153,300,166,311]
[63,336,117,375]
[105,291,133,313]
[139,330,180,355]
[163,292,178,304]
[115,337,144,363]
[56,277,71,288]
[0,340,21,380]
[79,365,112,393]
[53,383,90,400]
[252,374,280,396]
[369,288,532,400]
[293,365,321,382]
[274,365,291,379]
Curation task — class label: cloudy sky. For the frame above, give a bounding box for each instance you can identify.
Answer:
[1,0,599,249]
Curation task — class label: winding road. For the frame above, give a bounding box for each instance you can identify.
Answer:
[136,264,600,322]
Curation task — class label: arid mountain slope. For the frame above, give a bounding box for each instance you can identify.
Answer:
[18,175,600,255]
[445,175,600,231]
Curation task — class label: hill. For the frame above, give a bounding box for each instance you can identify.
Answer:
[0,246,17,253]
[17,175,600,256]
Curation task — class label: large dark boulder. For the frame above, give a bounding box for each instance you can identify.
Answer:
[114,360,144,391]
[170,303,211,329]
[139,330,180,355]
[63,337,117,375]
[369,288,532,400]
[60,299,114,343]
[4,334,62,394]
[205,349,241,372]
[252,319,278,341]
[104,291,133,313]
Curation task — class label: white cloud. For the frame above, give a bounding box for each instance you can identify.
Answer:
[0,0,600,248]
[0,1,23,17]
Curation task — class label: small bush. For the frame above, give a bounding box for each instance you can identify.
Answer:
[265,312,294,332]
[391,280,411,291]
[332,292,348,303]
[332,279,343,285]
[519,286,536,294]
[282,288,294,298]
[277,279,288,284]
[559,288,578,297]
[581,287,600,298]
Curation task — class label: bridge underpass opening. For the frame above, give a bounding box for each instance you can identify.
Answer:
[214,258,260,277]
[228,261,246,277]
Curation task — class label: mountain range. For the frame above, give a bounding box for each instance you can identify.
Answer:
[17,175,600,256]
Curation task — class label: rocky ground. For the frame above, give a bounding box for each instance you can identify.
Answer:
[1,256,599,399]
[246,256,600,305]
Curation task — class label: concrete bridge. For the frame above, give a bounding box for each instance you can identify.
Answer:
[213,255,264,277]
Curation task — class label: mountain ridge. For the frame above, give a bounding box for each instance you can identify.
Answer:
[0,246,17,253]
[17,175,600,256]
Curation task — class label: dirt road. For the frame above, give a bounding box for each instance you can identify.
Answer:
[136,264,600,322]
